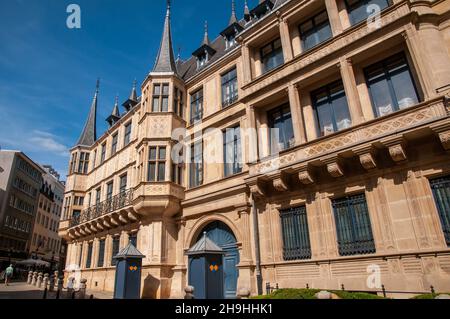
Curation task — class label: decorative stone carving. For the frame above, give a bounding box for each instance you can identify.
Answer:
[298,170,314,185]
[273,175,289,192]
[438,131,450,151]
[327,162,344,178]
[359,153,377,170]
[388,144,407,163]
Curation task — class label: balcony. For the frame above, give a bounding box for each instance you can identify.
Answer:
[247,97,450,196]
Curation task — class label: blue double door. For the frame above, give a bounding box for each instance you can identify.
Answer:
[196,221,240,299]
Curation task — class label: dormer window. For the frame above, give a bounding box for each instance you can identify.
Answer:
[250,0,274,20]
[197,52,208,69]
[226,34,236,50]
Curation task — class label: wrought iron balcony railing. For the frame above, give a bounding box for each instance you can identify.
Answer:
[70,189,134,228]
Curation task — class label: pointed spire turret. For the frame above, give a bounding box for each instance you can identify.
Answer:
[76,80,98,147]
[229,0,238,26]
[107,95,121,127]
[244,0,251,21]
[152,0,178,75]
[122,79,139,112]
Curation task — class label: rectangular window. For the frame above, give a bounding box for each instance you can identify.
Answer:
[171,164,183,185]
[221,68,238,108]
[312,80,352,136]
[280,206,312,261]
[148,146,166,182]
[365,53,419,118]
[120,174,127,193]
[111,237,120,266]
[152,83,170,112]
[190,89,203,125]
[106,182,114,200]
[85,242,93,269]
[223,126,242,177]
[260,38,284,74]
[97,239,105,268]
[333,194,376,256]
[299,11,332,51]
[111,133,118,155]
[95,188,101,204]
[173,87,184,118]
[345,0,390,25]
[92,150,97,169]
[430,176,450,246]
[100,143,107,164]
[124,122,132,146]
[268,104,295,154]
[190,141,203,188]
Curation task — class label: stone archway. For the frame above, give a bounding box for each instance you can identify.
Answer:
[189,221,240,299]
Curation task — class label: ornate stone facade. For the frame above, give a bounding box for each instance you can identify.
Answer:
[59,0,450,298]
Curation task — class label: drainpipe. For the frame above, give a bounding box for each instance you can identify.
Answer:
[251,194,263,295]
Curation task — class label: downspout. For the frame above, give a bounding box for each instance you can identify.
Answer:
[251,193,263,295]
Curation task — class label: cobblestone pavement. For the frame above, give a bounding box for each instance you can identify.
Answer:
[0,282,113,299]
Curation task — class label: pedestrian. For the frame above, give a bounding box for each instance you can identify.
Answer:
[5,264,14,286]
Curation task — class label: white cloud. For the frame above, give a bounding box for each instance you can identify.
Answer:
[29,131,70,157]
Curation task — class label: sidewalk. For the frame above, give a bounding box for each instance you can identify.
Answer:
[0,282,113,299]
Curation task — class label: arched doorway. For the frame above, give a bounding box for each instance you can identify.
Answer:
[190,221,240,299]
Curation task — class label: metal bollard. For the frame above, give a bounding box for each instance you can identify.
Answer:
[431,286,436,295]
[32,272,38,286]
[56,289,60,300]
[238,288,251,300]
[49,275,55,292]
[341,284,345,291]
[71,291,76,299]
[381,284,387,298]
[43,274,49,290]
[90,294,94,299]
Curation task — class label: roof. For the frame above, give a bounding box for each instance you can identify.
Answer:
[113,243,145,260]
[186,232,225,256]
[176,0,291,82]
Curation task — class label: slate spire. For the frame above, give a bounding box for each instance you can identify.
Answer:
[244,0,251,20]
[202,21,210,46]
[152,0,178,75]
[76,79,98,146]
[122,79,139,111]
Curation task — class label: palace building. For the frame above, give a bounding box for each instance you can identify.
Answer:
[59,0,450,298]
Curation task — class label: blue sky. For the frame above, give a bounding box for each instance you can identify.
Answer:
[0,0,250,180]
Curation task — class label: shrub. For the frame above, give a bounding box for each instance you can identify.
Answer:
[412,293,450,299]
[252,288,386,299]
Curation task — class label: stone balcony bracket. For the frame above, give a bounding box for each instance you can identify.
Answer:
[272,172,289,192]
[298,169,314,185]
[381,136,408,163]
[248,177,266,199]
[438,131,450,151]
[353,145,377,170]
[321,157,344,178]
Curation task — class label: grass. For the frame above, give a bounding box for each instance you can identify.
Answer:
[412,293,450,299]
[252,288,385,300]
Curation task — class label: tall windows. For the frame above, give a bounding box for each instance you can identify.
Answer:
[78,243,83,267]
[223,126,242,177]
[152,83,170,112]
[119,174,127,193]
[92,150,97,169]
[365,53,419,118]
[190,89,203,124]
[171,164,183,185]
[85,242,93,269]
[221,68,238,108]
[97,239,105,268]
[280,206,312,261]
[77,152,90,174]
[190,141,203,188]
[268,104,295,154]
[111,133,118,156]
[148,146,166,182]
[299,11,332,51]
[106,182,114,200]
[312,81,352,136]
[430,176,450,246]
[124,122,132,146]
[332,194,376,256]
[345,0,391,25]
[260,38,284,74]
[173,87,184,118]
[95,188,101,204]
[100,143,107,164]
[111,236,120,266]
[70,153,77,174]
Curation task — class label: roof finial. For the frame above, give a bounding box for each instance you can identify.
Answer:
[229,0,238,25]
[96,78,100,93]
[166,0,171,17]
[202,20,210,46]
[244,0,250,20]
